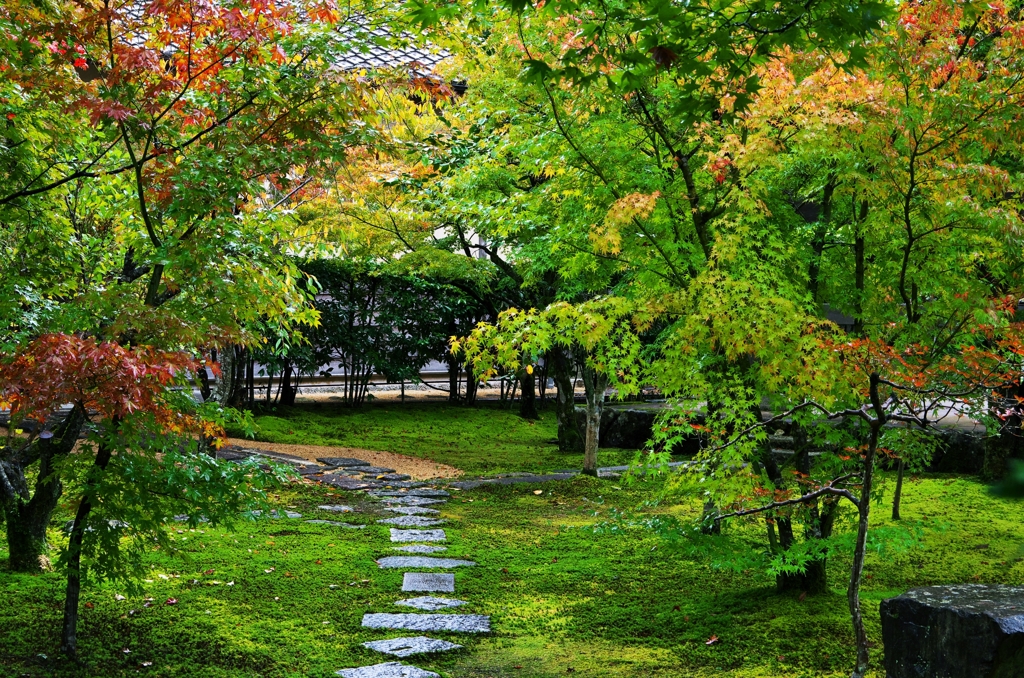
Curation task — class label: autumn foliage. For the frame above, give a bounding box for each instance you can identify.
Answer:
[0,333,216,439]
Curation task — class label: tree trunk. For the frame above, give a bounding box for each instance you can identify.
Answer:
[518,369,539,420]
[279,361,297,407]
[2,404,87,572]
[550,346,584,451]
[447,354,460,402]
[464,363,478,406]
[581,365,607,477]
[61,419,117,657]
[892,458,905,520]
[849,376,883,678]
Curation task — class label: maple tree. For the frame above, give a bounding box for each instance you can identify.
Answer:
[636,3,1024,675]
[0,0,398,655]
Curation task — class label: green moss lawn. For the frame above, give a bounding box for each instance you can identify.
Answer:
[233,401,637,475]
[3,404,1023,677]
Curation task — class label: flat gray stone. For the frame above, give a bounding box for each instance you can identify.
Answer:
[377,516,445,527]
[402,573,454,592]
[392,545,447,553]
[395,597,468,611]
[380,497,445,506]
[385,507,440,516]
[305,520,365,528]
[335,466,396,476]
[377,556,475,569]
[318,476,382,490]
[390,529,446,543]
[362,613,490,633]
[371,489,450,498]
[318,505,354,513]
[252,510,301,519]
[336,662,438,678]
[378,473,413,482]
[361,636,462,658]
[318,457,372,467]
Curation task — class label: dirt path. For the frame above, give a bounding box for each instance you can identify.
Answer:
[225,438,463,480]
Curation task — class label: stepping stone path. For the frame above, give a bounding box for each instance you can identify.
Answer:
[377,516,445,528]
[402,573,455,593]
[361,636,462,658]
[395,597,468,611]
[376,556,475,569]
[335,474,492,677]
[336,663,439,678]
[318,505,355,512]
[362,613,491,633]
[390,529,446,542]
[380,496,445,506]
[335,466,397,476]
[385,507,440,516]
[318,457,374,467]
[370,489,450,499]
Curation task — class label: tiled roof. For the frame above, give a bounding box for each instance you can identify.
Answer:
[106,2,451,74]
[333,23,451,74]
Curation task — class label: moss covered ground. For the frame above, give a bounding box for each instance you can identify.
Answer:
[234,401,637,475]
[2,404,1023,677]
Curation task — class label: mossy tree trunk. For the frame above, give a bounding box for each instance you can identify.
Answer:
[1,404,87,572]
[580,365,608,476]
[550,346,583,451]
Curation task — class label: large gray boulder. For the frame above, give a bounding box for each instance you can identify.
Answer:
[880,584,1024,678]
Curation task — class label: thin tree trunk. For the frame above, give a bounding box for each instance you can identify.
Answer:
[849,376,883,678]
[892,458,904,520]
[280,361,297,406]
[61,419,117,657]
[464,364,478,406]
[581,365,607,477]
[447,355,460,402]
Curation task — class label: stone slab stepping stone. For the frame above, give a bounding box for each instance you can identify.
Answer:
[318,476,382,490]
[377,481,428,489]
[377,473,413,482]
[392,545,447,553]
[318,505,355,513]
[362,636,462,658]
[390,528,446,543]
[402,573,454,592]
[395,597,468,611]
[378,516,445,528]
[305,520,365,528]
[377,556,476,569]
[317,457,372,467]
[252,510,302,519]
[336,662,438,678]
[362,613,491,633]
[371,489,450,498]
[296,466,329,476]
[385,507,440,516]
[335,466,396,476]
[380,497,445,506]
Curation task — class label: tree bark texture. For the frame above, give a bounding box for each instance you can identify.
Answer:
[2,404,87,572]
[61,422,116,657]
[581,365,608,476]
[518,369,539,420]
[550,346,584,451]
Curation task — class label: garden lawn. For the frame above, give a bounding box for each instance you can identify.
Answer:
[1,471,1022,677]
[233,401,637,476]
